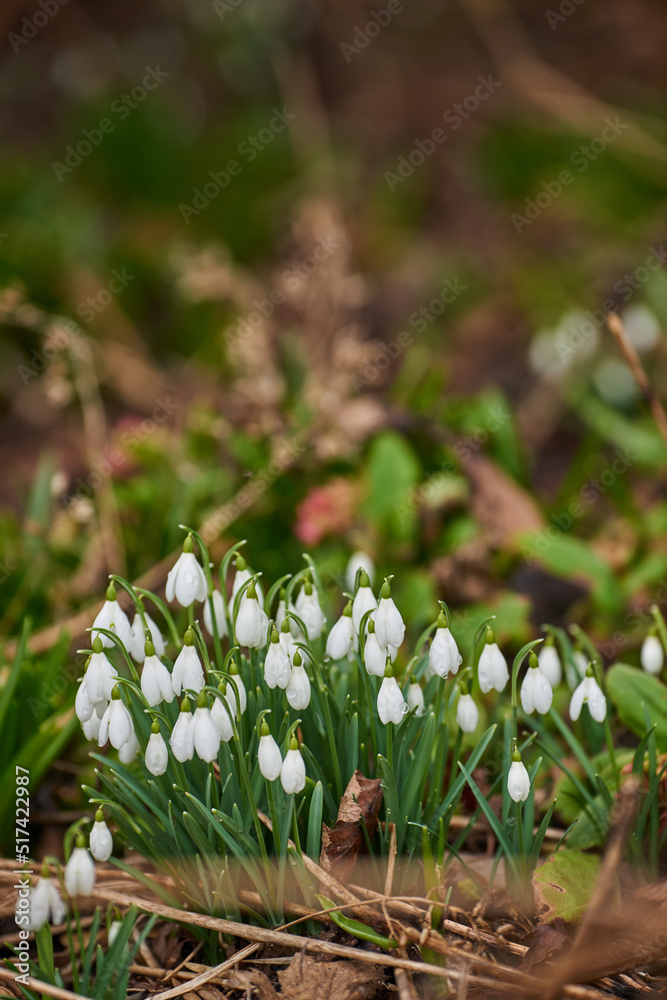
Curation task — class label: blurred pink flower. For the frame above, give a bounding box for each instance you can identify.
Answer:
[294,478,358,545]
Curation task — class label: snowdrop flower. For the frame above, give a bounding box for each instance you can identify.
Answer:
[75,674,95,724]
[64,837,96,897]
[211,682,234,742]
[429,612,462,678]
[170,698,195,761]
[377,664,409,725]
[346,551,375,592]
[326,602,355,661]
[569,666,606,723]
[193,693,220,763]
[231,555,264,605]
[406,682,425,717]
[520,652,553,715]
[228,664,247,716]
[264,628,291,689]
[295,579,326,639]
[145,721,169,775]
[140,642,175,707]
[85,639,118,705]
[641,632,663,675]
[275,590,287,629]
[258,722,283,781]
[92,584,132,650]
[82,712,102,742]
[19,867,66,931]
[129,608,164,662]
[108,918,123,948]
[203,589,228,639]
[374,580,405,650]
[98,688,134,750]
[279,616,297,658]
[478,629,509,693]
[456,685,479,733]
[507,751,531,803]
[352,571,378,635]
[118,732,140,764]
[280,736,306,794]
[165,535,207,608]
[89,810,113,862]
[171,630,205,696]
[286,651,311,710]
[538,640,562,688]
[364,619,388,677]
[567,648,589,689]
[235,582,269,648]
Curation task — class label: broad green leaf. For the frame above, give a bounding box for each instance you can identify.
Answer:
[606,663,667,751]
[533,849,600,923]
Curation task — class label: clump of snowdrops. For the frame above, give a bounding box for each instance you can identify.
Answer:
[32,526,666,927]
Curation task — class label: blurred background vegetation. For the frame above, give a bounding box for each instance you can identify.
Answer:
[1,0,667,822]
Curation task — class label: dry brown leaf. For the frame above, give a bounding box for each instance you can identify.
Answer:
[464,453,544,552]
[277,956,385,1000]
[321,771,383,880]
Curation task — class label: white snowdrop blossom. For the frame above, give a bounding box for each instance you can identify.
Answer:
[85,641,118,704]
[567,649,589,690]
[129,610,164,662]
[89,811,113,862]
[352,572,378,634]
[478,631,509,693]
[20,874,66,931]
[456,690,479,733]
[92,584,132,650]
[507,755,531,803]
[227,668,247,716]
[275,595,287,629]
[280,738,306,794]
[75,676,94,723]
[641,634,664,675]
[171,631,205,696]
[170,701,195,761]
[64,842,96,897]
[429,615,462,678]
[235,583,269,648]
[538,642,562,688]
[193,698,220,763]
[570,669,606,723]
[264,630,291,689]
[211,684,235,742]
[326,603,355,661]
[364,622,388,677]
[118,732,140,764]
[346,551,375,592]
[82,712,101,742]
[203,589,228,639]
[406,683,425,717]
[258,726,283,781]
[374,581,405,650]
[295,581,326,639]
[231,558,264,605]
[98,689,134,750]
[377,670,408,725]
[165,536,207,608]
[286,653,311,710]
[520,655,553,715]
[140,647,174,707]
[145,723,169,775]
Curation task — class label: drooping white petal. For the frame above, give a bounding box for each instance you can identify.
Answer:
[211,693,234,742]
[203,590,228,638]
[478,643,509,693]
[641,635,664,675]
[141,655,175,707]
[75,678,94,723]
[264,640,291,689]
[118,732,140,763]
[85,651,117,704]
[170,711,195,761]
[280,748,306,794]
[235,596,269,648]
[345,551,375,592]
[456,693,479,733]
[374,597,405,650]
[364,632,387,677]
[570,674,606,723]
[352,585,377,634]
[429,627,462,678]
[538,644,562,688]
[193,707,220,763]
[92,599,132,651]
[326,613,355,661]
[286,665,311,710]
[165,551,207,607]
[129,611,165,662]
[145,731,169,775]
[258,735,283,781]
[507,761,531,802]
[406,683,425,717]
[89,820,113,862]
[64,847,96,897]
[295,588,327,639]
[520,667,553,715]
[172,644,204,697]
[377,676,408,725]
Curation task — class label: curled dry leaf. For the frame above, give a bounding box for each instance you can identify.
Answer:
[321,770,383,880]
[278,956,386,1000]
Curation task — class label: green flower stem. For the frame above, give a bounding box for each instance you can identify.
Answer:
[602,714,621,790]
[447,728,463,794]
[265,778,282,857]
[386,721,393,772]
[303,648,342,801]
[515,800,525,878]
[231,726,268,863]
[134,587,181,648]
[187,604,194,630]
